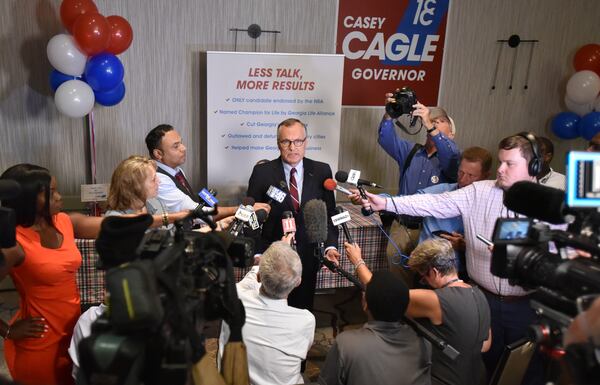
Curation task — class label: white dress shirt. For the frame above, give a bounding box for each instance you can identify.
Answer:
[155,161,198,212]
[68,303,107,379]
[218,266,315,385]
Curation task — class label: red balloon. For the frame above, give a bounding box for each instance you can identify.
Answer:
[106,16,133,55]
[72,13,110,56]
[60,0,98,32]
[574,44,600,76]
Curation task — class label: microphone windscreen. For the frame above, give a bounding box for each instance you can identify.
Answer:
[335,205,345,215]
[282,210,293,219]
[335,171,348,183]
[241,197,255,206]
[0,180,21,200]
[279,180,288,191]
[255,209,268,223]
[504,181,566,224]
[323,178,337,191]
[303,199,328,243]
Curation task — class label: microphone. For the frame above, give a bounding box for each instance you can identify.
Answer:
[333,206,354,244]
[0,180,21,200]
[266,184,287,205]
[303,199,365,290]
[229,197,256,236]
[282,211,297,250]
[335,171,373,216]
[504,182,570,224]
[193,188,218,217]
[334,170,383,188]
[323,178,352,195]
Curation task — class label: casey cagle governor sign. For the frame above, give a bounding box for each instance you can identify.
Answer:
[336,0,450,107]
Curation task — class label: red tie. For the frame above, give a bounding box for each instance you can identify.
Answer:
[289,168,300,212]
[175,171,193,196]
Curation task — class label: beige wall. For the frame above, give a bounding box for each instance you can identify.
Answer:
[1,0,599,201]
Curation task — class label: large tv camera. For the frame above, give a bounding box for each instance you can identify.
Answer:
[490,151,600,383]
[77,214,254,385]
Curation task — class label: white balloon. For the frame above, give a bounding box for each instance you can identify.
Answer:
[54,80,94,118]
[47,34,87,77]
[565,95,593,116]
[566,70,600,105]
[594,95,600,112]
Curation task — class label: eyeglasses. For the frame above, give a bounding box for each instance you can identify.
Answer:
[278,138,307,147]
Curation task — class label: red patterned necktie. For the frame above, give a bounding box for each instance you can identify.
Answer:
[175,171,193,196]
[289,167,300,212]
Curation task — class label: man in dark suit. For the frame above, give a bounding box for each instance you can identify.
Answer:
[247,118,340,310]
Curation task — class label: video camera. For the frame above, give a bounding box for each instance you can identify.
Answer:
[490,151,600,383]
[385,86,417,119]
[77,215,254,385]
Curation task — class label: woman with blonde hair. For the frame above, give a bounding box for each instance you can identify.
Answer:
[105,155,189,227]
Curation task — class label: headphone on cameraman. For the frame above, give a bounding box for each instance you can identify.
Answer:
[518,132,542,177]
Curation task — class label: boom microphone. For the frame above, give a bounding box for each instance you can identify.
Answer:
[323,178,352,195]
[504,182,570,224]
[334,170,383,188]
[303,199,328,245]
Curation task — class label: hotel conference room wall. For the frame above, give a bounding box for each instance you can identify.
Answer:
[0,0,599,200]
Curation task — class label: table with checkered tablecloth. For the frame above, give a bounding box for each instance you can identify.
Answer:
[234,202,388,289]
[74,203,388,305]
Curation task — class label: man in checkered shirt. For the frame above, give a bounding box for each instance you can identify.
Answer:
[354,133,547,384]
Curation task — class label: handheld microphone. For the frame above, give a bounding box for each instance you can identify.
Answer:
[333,206,354,244]
[335,171,375,216]
[193,188,218,217]
[0,180,21,200]
[229,197,255,236]
[334,170,383,189]
[282,211,297,250]
[303,199,365,290]
[504,182,570,224]
[323,178,352,195]
[266,184,287,205]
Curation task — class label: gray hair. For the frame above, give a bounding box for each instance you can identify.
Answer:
[408,238,457,276]
[259,241,302,299]
[276,118,307,140]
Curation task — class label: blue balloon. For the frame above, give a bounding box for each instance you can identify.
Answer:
[551,112,580,139]
[579,112,600,141]
[49,69,81,92]
[94,82,126,106]
[84,53,124,92]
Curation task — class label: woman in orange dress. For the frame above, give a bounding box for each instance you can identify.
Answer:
[0,164,102,385]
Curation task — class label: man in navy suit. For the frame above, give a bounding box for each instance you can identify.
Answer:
[247,118,339,311]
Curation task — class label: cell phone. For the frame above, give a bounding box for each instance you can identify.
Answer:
[476,233,493,246]
[432,230,452,237]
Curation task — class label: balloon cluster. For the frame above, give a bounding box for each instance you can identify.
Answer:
[552,44,600,140]
[47,0,132,118]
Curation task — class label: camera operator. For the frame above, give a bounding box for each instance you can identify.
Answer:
[218,241,315,385]
[376,89,460,285]
[353,133,548,384]
[344,239,491,385]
